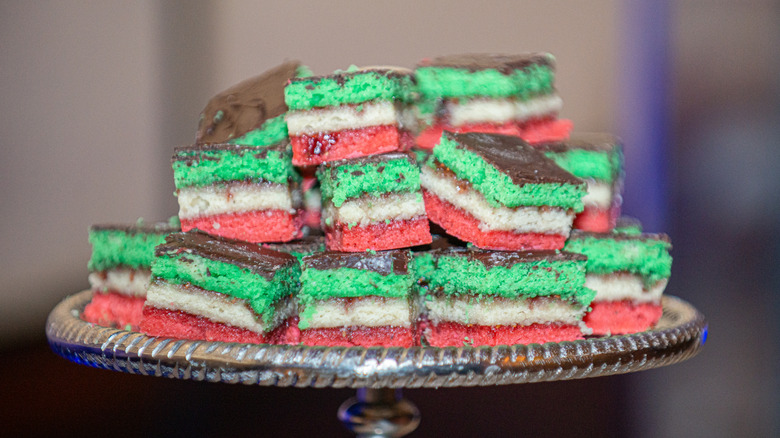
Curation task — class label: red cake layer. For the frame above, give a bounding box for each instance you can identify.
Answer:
[425,321,584,347]
[82,291,145,330]
[422,190,566,250]
[573,205,619,233]
[584,300,663,336]
[325,216,432,252]
[415,118,573,149]
[291,125,402,166]
[140,306,302,344]
[181,209,303,243]
[300,325,418,347]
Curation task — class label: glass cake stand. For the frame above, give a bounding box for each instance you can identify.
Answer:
[46,290,707,437]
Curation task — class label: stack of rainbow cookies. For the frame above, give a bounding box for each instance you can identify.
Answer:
[82,51,672,346]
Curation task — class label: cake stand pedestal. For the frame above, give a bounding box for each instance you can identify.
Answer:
[46,290,707,437]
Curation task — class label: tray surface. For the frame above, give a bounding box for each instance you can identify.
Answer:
[46,290,707,388]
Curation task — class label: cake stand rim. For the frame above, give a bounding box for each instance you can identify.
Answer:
[45,290,707,388]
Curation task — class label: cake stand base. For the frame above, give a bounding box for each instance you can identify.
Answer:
[338,388,420,437]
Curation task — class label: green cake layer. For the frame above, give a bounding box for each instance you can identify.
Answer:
[415,55,555,100]
[227,114,288,147]
[152,232,300,326]
[430,133,585,210]
[318,153,421,207]
[88,220,178,271]
[172,143,299,189]
[426,249,594,306]
[564,232,672,287]
[544,148,621,182]
[285,68,415,111]
[613,217,643,235]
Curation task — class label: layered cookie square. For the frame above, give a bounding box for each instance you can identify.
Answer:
[421,131,586,250]
[414,53,572,149]
[318,152,432,252]
[284,67,416,165]
[564,229,672,335]
[297,250,418,347]
[82,219,179,330]
[140,230,301,344]
[536,133,624,232]
[195,60,302,147]
[422,248,594,347]
[173,142,303,243]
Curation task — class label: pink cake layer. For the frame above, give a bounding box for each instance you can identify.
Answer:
[425,321,585,347]
[139,307,301,344]
[422,189,566,250]
[572,205,620,233]
[181,209,303,243]
[584,300,663,336]
[290,125,403,166]
[415,117,573,150]
[82,291,145,330]
[299,325,418,347]
[325,216,432,252]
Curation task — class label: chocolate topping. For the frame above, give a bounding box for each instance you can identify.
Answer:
[418,53,554,73]
[569,229,672,244]
[195,61,300,144]
[445,131,582,186]
[433,247,586,268]
[302,250,411,276]
[265,235,325,255]
[320,152,415,178]
[533,133,620,153]
[156,230,296,279]
[172,141,288,164]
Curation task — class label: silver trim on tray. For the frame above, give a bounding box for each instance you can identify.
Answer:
[46,290,707,388]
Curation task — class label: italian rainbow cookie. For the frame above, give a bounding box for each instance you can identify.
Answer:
[297,250,418,347]
[421,131,586,250]
[284,66,416,166]
[318,152,432,251]
[564,229,672,335]
[82,219,178,330]
[195,60,303,146]
[414,53,572,149]
[422,248,594,347]
[140,230,301,344]
[536,133,624,232]
[173,142,303,243]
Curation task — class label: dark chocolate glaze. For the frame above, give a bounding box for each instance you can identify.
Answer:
[533,132,621,153]
[431,247,586,268]
[172,141,288,165]
[265,235,325,255]
[319,152,415,180]
[444,131,582,186]
[91,222,179,235]
[569,229,671,244]
[302,250,411,276]
[156,230,296,279]
[418,53,554,73]
[290,66,414,88]
[195,61,300,144]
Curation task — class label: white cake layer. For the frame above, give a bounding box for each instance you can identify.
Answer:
[89,268,150,297]
[177,183,298,219]
[425,295,585,326]
[582,180,614,209]
[304,297,415,329]
[145,281,296,333]
[447,94,562,126]
[420,165,574,234]
[323,192,426,227]
[585,273,667,303]
[286,101,398,135]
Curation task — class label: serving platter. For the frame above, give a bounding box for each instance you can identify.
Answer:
[46,289,707,436]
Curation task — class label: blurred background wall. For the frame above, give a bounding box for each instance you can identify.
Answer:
[1,1,778,436]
